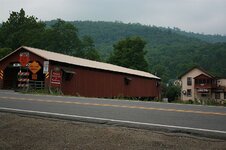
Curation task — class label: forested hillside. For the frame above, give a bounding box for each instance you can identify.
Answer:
[66,21,206,56]
[170,27,226,43]
[53,21,226,82]
[1,12,226,82]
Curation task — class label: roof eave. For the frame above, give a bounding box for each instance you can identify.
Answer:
[22,46,49,61]
[178,66,215,79]
[8,46,160,80]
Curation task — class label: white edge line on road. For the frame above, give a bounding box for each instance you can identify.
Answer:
[0,107,226,135]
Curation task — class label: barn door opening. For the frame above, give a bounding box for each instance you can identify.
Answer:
[3,64,20,89]
[27,61,45,91]
[3,61,46,91]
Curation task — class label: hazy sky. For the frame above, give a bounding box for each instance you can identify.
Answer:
[1,0,226,35]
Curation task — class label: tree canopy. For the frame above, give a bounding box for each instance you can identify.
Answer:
[1,10,226,83]
[108,36,148,71]
[43,19,81,55]
[0,9,101,61]
[69,21,226,82]
[80,36,101,61]
[0,48,12,59]
[0,9,45,50]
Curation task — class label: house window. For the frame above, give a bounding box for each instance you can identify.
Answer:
[187,89,192,97]
[187,77,192,86]
[215,93,220,99]
[224,93,226,99]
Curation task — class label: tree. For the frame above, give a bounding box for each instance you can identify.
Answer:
[161,82,181,102]
[79,36,101,61]
[0,48,12,59]
[151,64,169,82]
[43,19,81,55]
[0,8,45,50]
[108,36,148,71]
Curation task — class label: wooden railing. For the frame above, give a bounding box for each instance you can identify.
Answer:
[28,80,45,90]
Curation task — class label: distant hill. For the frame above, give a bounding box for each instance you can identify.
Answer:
[69,21,204,53]
[2,15,225,82]
[42,21,226,81]
[170,27,226,43]
[73,21,226,43]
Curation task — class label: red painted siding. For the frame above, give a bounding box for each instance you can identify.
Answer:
[0,48,160,99]
[59,65,160,98]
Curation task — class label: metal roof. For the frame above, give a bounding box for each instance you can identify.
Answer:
[10,46,161,79]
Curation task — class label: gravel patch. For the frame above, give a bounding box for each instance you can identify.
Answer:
[0,112,226,150]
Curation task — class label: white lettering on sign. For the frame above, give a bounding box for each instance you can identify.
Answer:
[197,89,209,93]
[50,71,62,87]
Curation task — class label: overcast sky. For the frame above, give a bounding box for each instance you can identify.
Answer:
[1,0,226,35]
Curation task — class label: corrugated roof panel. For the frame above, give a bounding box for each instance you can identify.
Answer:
[22,46,160,79]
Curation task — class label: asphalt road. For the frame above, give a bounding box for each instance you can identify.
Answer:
[0,90,226,138]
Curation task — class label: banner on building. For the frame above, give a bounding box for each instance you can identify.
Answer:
[50,70,62,87]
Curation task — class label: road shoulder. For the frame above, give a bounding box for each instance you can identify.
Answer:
[0,112,226,150]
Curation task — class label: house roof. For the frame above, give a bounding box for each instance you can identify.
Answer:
[178,66,215,79]
[1,46,160,80]
[193,73,214,79]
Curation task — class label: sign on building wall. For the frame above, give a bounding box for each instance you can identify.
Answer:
[29,61,41,74]
[197,88,209,93]
[19,52,30,67]
[18,71,30,88]
[43,61,49,74]
[32,74,38,80]
[50,70,62,87]
[0,70,3,80]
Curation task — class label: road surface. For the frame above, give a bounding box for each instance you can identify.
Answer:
[0,90,226,138]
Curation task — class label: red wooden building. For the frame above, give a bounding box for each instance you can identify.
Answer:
[0,46,161,99]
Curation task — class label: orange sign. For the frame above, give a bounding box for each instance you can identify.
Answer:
[29,61,41,74]
[32,74,37,80]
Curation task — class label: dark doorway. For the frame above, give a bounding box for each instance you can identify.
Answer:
[3,65,20,89]
[3,61,46,90]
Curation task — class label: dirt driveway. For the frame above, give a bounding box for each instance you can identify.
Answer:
[0,112,226,150]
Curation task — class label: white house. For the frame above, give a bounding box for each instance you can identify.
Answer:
[179,67,226,101]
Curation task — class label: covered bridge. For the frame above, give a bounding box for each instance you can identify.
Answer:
[0,46,160,99]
